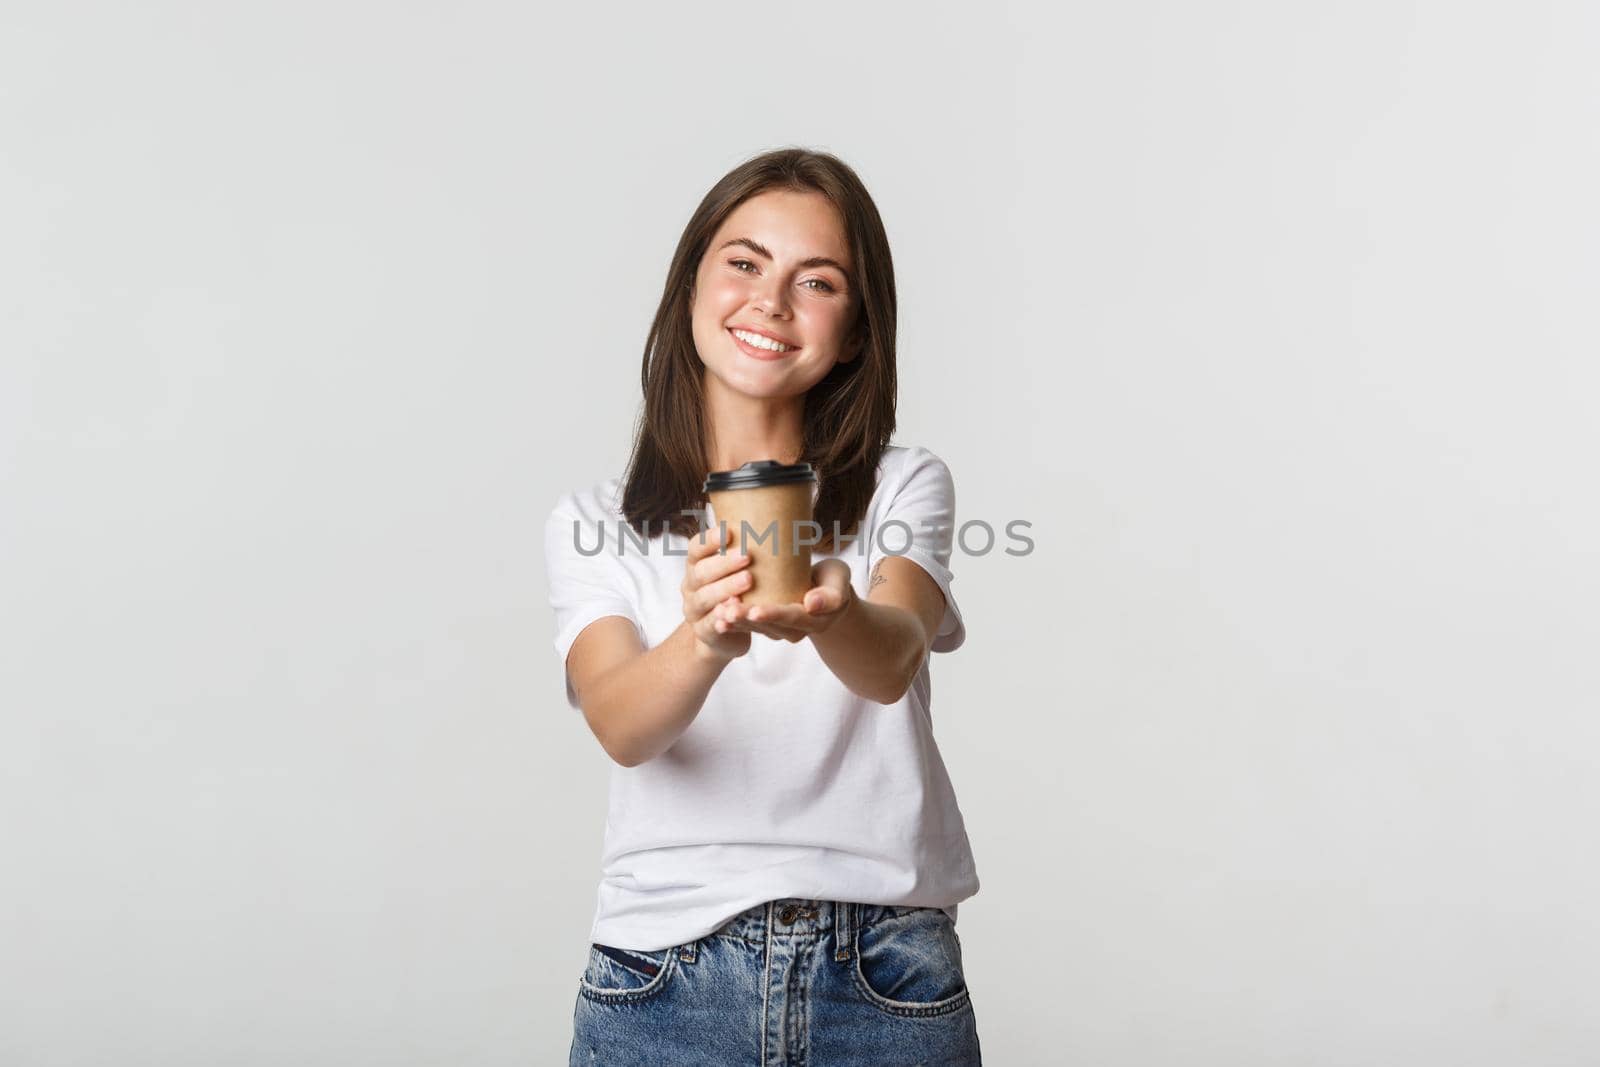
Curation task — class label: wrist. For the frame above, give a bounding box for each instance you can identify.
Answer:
[690,628,735,668]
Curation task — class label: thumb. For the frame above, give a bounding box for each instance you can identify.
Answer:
[806,577,848,613]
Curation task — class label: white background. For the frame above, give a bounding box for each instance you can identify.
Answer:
[3,2,1597,1064]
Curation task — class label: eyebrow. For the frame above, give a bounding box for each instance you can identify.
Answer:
[716,238,853,285]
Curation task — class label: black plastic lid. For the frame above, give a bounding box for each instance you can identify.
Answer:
[703,459,817,493]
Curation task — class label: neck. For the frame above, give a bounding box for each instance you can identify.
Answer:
[703,375,806,470]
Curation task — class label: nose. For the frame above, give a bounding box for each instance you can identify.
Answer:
[751,275,791,318]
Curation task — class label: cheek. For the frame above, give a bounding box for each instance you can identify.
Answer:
[693,283,743,350]
[697,273,747,310]
[800,305,852,345]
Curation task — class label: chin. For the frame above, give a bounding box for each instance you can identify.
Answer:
[710,365,805,399]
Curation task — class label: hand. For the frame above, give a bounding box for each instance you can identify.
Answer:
[682,521,754,662]
[714,558,855,643]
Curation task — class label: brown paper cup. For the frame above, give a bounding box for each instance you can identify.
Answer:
[703,461,819,607]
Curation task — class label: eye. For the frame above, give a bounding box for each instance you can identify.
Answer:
[729,258,837,294]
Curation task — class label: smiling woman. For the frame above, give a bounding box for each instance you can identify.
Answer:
[686,185,870,481]
[544,147,982,1065]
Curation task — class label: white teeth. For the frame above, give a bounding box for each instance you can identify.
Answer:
[732,328,792,352]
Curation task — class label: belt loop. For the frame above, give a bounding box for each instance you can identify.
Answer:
[677,938,698,964]
[834,901,854,963]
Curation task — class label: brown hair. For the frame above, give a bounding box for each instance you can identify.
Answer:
[619,147,897,553]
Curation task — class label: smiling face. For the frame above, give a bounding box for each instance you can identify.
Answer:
[689,188,860,402]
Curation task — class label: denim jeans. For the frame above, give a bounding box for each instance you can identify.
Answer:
[569,897,982,1066]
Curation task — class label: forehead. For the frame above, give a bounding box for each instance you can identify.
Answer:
[711,190,852,267]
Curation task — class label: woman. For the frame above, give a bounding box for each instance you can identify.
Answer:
[544,147,982,1065]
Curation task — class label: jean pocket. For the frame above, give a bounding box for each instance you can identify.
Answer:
[852,907,972,1018]
[578,942,676,1003]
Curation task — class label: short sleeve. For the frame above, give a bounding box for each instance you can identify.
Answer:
[543,489,644,709]
[866,447,967,653]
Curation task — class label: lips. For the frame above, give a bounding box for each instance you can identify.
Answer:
[728,327,797,361]
[728,323,798,347]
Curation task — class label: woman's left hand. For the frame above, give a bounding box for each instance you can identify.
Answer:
[712,559,855,643]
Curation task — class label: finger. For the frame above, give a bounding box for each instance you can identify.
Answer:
[687,521,733,563]
[717,600,759,636]
[709,597,751,639]
[696,568,753,616]
[762,618,810,641]
[802,587,839,613]
[755,620,810,641]
[746,604,812,629]
[724,610,797,641]
[692,546,751,590]
[810,557,853,586]
[753,598,839,629]
[730,602,811,640]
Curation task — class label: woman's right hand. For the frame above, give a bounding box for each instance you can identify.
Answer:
[683,521,754,662]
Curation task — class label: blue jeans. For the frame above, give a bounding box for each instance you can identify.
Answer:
[569,897,982,1066]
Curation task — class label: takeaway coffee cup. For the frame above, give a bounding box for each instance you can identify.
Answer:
[702,460,819,607]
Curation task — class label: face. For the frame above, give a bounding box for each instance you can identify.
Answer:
[689,189,860,400]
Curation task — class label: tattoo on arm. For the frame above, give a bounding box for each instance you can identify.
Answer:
[869,560,887,593]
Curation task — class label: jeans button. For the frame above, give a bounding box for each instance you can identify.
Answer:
[778,905,799,924]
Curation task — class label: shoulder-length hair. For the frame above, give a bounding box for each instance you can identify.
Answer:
[620,147,897,554]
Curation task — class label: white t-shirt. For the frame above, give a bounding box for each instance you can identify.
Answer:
[543,443,980,951]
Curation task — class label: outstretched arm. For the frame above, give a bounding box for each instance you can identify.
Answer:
[714,554,947,704]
